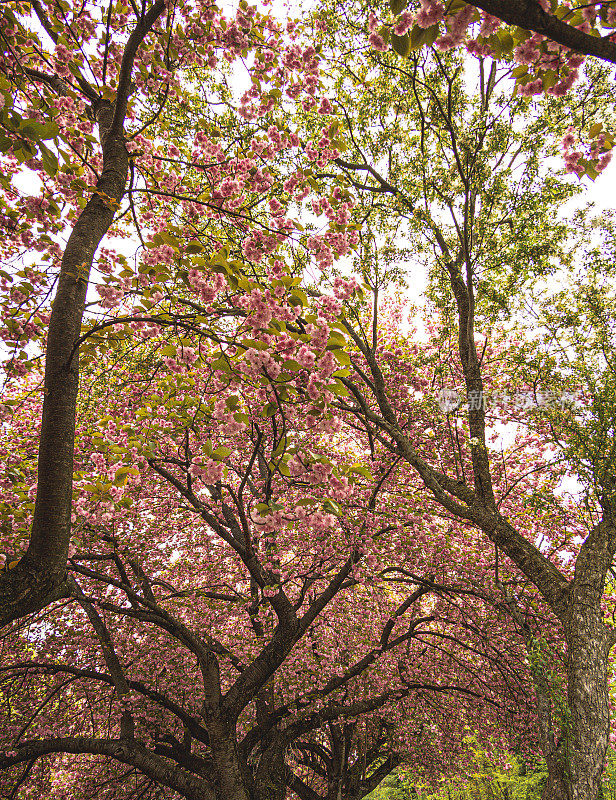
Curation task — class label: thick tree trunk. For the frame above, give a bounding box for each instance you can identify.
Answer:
[206,717,251,800]
[0,0,166,628]
[253,733,288,800]
[200,653,251,800]
[530,634,571,800]
[0,105,127,626]
[565,614,611,800]
[564,519,616,800]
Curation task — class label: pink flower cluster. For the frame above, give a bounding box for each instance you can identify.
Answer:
[368,32,388,51]
[317,295,343,320]
[435,5,474,50]
[332,276,359,301]
[561,126,613,176]
[393,11,414,35]
[417,0,445,29]
[187,268,227,304]
[305,319,330,350]
[306,236,335,271]
[479,13,501,37]
[188,457,225,484]
[97,284,124,309]
[131,319,162,339]
[237,287,300,332]
[241,347,281,379]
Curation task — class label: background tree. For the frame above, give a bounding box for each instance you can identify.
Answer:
[372,0,616,164]
[285,12,616,800]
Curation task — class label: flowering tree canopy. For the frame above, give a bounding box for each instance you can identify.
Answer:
[1,0,616,799]
[0,0,355,623]
[361,0,616,178]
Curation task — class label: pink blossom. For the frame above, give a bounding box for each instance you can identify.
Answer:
[368,32,388,51]
[514,37,541,65]
[393,11,415,35]
[417,0,445,28]
[479,12,501,36]
[332,276,359,301]
[367,12,379,33]
[296,345,316,369]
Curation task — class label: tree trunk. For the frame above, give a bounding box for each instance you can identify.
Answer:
[564,519,615,800]
[0,0,166,628]
[542,744,571,800]
[531,638,571,800]
[207,718,251,800]
[565,617,611,800]
[253,733,288,800]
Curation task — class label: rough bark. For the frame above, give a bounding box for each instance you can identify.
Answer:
[0,103,127,626]
[253,732,288,800]
[542,743,571,800]
[536,669,571,800]
[200,652,252,800]
[564,521,616,800]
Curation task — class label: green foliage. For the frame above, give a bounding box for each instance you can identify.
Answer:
[368,750,616,800]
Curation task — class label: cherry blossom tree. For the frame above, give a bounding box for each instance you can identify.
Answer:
[0,0,354,625]
[0,332,542,799]
[285,18,616,800]
[331,0,616,180]
[368,0,616,174]
[1,1,614,798]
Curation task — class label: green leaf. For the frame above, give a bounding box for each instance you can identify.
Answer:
[212,445,233,460]
[263,402,278,417]
[350,464,373,480]
[40,142,59,177]
[113,466,139,486]
[406,23,440,52]
[389,0,407,14]
[497,30,514,52]
[588,122,603,138]
[377,25,391,44]
[282,359,303,371]
[241,338,269,350]
[19,119,59,141]
[323,499,342,516]
[289,289,307,307]
[391,32,411,58]
[296,498,316,507]
[585,164,599,181]
[329,380,350,396]
[333,349,352,365]
[327,331,347,348]
[541,69,558,90]
[211,358,230,372]
[272,437,287,458]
